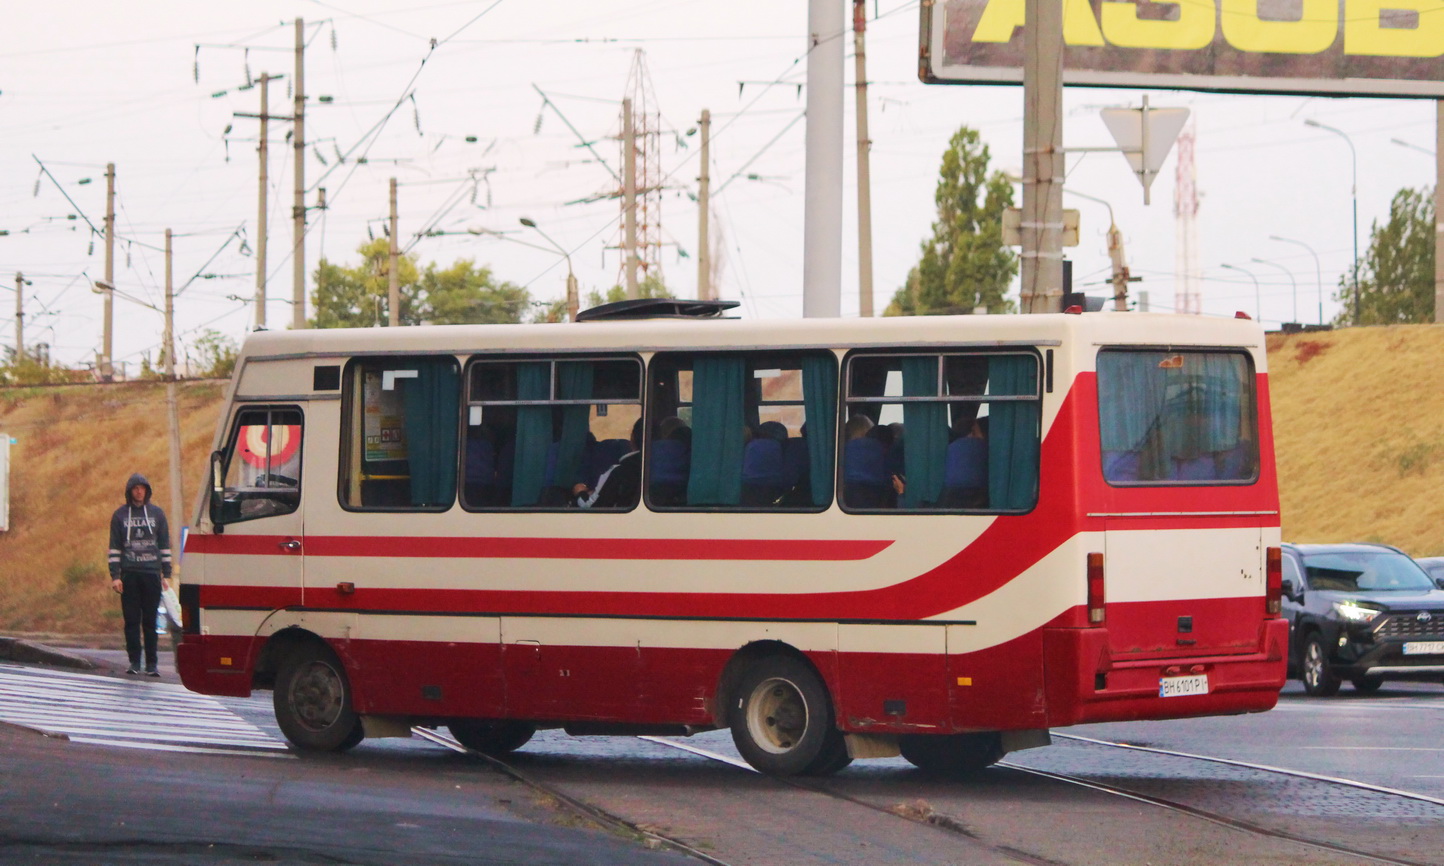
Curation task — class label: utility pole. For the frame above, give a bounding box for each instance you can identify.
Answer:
[1436,100,1444,324]
[13,273,23,363]
[803,0,844,319]
[388,177,400,327]
[1107,223,1131,311]
[164,230,185,543]
[1020,0,1065,313]
[696,109,712,302]
[622,98,639,299]
[853,0,875,318]
[292,17,308,329]
[257,73,271,330]
[103,163,115,378]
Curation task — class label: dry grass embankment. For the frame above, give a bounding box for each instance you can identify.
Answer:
[2,325,1443,636]
[0,381,225,638]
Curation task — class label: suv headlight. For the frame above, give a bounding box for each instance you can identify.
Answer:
[1332,601,1383,623]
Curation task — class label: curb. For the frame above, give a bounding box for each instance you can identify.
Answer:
[0,637,99,671]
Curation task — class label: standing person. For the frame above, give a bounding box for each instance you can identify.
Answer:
[108,473,173,677]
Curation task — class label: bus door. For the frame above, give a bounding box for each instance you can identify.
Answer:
[207,406,306,613]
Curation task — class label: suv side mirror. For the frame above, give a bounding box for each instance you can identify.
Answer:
[1436,577,1444,591]
[1280,578,1296,601]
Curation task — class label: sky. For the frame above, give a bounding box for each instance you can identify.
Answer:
[1,1,1438,373]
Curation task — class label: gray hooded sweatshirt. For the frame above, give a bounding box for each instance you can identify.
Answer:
[107,473,172,579]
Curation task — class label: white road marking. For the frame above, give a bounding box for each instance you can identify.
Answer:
[0,664,291,758]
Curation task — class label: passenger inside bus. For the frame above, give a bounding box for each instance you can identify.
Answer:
[741,421,789,505]
[572,419,643,508]
[942,416,988,508]
[649,416,692,506]
[843,415,895,508]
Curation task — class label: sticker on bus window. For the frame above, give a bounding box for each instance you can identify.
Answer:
[1157,355,1185,369]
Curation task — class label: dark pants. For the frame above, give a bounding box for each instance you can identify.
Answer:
[120,571,163,669]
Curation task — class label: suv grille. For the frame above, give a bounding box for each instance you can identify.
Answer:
[1375,614,1444,640]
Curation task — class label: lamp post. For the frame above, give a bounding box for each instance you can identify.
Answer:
[1269,235,1324,326]
[1221,263,1260,322]
[519,218,578,322]
[1304,119,1359,325]
[1252,257,1298,325]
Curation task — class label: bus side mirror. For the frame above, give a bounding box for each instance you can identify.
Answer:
[208,450,227,533]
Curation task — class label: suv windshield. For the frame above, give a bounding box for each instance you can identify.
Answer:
[1302,551,1437,592]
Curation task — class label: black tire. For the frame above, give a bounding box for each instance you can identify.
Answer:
[1351,675,1384,694]
[448,720,536,756]
[900,732,1003,777]
[729,655,844,777]
[1301,633,1341,697]
[273,642,364,751]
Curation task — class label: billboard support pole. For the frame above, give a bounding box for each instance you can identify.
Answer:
[1436,100,1444,324]
[1021,0,1064,314]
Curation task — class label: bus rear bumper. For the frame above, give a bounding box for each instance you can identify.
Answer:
[176,635,255,698]
[1043,618,1289,726]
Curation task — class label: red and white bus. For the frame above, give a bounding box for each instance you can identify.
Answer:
[177,301,1287,775]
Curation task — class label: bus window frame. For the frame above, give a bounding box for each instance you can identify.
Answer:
[213,403,305,527]
[1096,347,1260,489]
[460,352,645,513]
[337,355,462,514]
[644,348,838,514]
[838,348,1043,516]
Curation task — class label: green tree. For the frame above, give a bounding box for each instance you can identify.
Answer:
[311,238,423,328]
[540,272,675,323]
[886,127,1017,317]
[420,259,531,324]
[191,329,239,378]
[1339,186,1435,325]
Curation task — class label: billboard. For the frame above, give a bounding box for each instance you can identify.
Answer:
[920,0,1444,97]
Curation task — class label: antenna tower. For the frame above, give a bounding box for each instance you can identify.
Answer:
[619,49,664,289]
[1173,123,1201,315]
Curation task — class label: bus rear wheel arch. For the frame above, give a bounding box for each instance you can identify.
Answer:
[727,654,849,777]
[273,641,364,752]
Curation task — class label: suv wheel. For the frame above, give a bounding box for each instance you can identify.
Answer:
[1301,633,1341,697]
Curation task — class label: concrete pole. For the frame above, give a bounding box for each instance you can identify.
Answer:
[103,163,115,378]
[388,177,400,327]
[697,109,712,302]
[13,272,23,363]
[1021,0,1065,314]
[623,98,639,299]
[292,17,307,329]
[853,0,875,318]
[164,229,184,542]
[1107,224,1130,311]
[803,0,844,319]
[256,74,270,331]
[566,271,579,321]
[1436,101,1444,324]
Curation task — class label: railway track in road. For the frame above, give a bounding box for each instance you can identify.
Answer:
[416,725,1443,866]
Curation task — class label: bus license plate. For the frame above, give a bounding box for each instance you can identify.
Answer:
[1159,674,1209,698]
[1403,641,1444,655]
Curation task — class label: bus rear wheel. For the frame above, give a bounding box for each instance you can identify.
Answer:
[729,655,848,776]
[448,720,536,755]
[273,643,364,752]
[900,732,1003,777]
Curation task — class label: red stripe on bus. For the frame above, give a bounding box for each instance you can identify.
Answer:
[185,533,892,562]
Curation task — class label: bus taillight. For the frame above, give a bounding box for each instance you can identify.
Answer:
[1087,552,1105,624]
[1265,546,1282,617]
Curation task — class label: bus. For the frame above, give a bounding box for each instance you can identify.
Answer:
[177,300,1288,776]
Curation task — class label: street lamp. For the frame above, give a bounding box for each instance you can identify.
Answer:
[1220,263,1260,322]
[1252,257,1298,325]
[1304,119,1359,325]
[1269,235,1324,326]
[519,217,578,322]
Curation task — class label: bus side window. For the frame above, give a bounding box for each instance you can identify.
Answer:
[340,356,460,511]
[215,407,303,524]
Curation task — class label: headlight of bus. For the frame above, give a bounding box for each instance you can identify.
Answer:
[1331,601,1383,623]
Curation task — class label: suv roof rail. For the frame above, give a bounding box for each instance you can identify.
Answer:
[575,298,739,322]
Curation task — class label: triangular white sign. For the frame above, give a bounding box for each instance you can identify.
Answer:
[1100,105,1190,199]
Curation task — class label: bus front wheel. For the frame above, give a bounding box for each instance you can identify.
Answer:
[448,720,536,755]
[273,643,364,752]
[728,655,848,777]
[900,732,1003,777]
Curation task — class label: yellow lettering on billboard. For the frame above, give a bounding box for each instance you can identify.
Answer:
[1101,0,1217,49]
[1221,0,1338,53]
[971,0,1106,45]
[1345,0,1444,56]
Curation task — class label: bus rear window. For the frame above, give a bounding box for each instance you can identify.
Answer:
[1097,350,1258,485]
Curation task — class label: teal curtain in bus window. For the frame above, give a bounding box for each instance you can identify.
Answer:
[900,356,946,508]
[801,354,837,506]
[1097,352,1166,452]
[987,355,1040,510]
[511,362,551,506]
[555,362,594,489]
[401,360,460,507]
[687,356,745,505]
